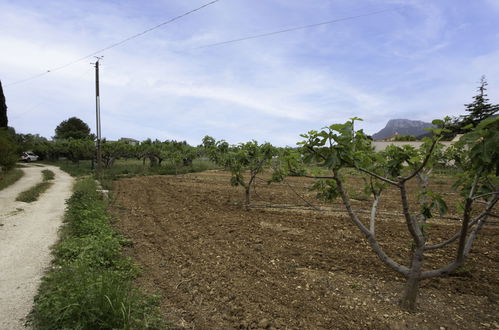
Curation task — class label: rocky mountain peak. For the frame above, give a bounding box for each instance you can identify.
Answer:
[372,119,435,140]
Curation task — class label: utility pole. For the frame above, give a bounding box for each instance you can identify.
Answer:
[93,56,103,179]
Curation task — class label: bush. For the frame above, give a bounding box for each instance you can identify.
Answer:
[0,129,18,171]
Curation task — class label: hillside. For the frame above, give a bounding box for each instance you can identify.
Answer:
[372,119,435,140]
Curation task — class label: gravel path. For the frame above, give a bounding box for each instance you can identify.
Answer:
[0,165,74,329]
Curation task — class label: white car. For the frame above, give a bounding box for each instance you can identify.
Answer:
[21,151,39,162]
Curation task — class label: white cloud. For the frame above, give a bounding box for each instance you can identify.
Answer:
[2,0,498,146]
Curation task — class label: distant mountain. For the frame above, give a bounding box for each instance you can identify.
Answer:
[372,119,435,140]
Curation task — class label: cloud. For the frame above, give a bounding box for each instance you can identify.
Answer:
[1,0,499,146]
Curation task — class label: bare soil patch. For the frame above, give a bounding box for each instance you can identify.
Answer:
[110,171,498,329]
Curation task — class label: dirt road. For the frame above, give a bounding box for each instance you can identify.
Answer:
[0,165,74,329]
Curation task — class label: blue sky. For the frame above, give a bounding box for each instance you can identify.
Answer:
[1,0,498,146]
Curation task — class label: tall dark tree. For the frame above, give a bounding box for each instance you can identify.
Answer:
[0,80,8,128]
[54,117,92,140]
[460,76,498,129]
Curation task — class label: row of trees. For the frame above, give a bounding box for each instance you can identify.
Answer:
[12,137,198,170]
[0,113,199,172]
[1,74,497,311]
[203,115,498,311]
[199,80,497,311]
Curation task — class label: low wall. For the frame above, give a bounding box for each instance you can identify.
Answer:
[371,140,455,152]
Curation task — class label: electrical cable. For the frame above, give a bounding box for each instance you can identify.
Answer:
[194,7,399,49]
[5,0,221,87]
[9,66,94,119]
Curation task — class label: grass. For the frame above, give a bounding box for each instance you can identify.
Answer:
[15,169,55,203]
[42,169,55,181]
[27,178,165,330]
[43,158,218,190]
[44,158,216,177]
[0,168,24,191]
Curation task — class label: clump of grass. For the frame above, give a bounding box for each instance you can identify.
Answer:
[16,169,55,203]
[0,169,24,191]
[16,182,53,202]
[27,178,165,329]
[42,169,55,181]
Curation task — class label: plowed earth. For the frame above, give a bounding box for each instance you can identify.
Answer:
[110,171,498,329]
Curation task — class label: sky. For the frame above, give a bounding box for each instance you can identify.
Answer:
[1,0,499,146]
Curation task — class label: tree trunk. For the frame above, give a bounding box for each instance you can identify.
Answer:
[400,247,424,311]
[244,187,250,210]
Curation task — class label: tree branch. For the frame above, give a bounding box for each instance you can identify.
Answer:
[455,173,481,263]
[420,196,498,279]
[333,172,409,276]
[424,218,479,251]
[399,181,425,247]
[401,139,438,183]
[472,191,499,200]
[354,166,399,186]
[302,174,335,180]
[307,146,327,162]
[425,193,497,251]
[370,192,381,238]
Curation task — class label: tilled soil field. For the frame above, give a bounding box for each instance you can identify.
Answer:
[110,171,498,329]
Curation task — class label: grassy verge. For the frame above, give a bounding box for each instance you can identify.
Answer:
[0,168,24,191]
[15,170,55,203]
[27,178,165,329]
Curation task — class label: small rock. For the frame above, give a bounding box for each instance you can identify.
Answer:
[258,318,270,329]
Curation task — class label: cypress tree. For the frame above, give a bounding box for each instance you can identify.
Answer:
[0,80,7,128]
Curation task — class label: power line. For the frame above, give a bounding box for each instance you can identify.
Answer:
[9,66,94,119]
[5,0,221,87]
[195,7,399,49]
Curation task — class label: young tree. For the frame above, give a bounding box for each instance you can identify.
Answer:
[281,117,498,311]
[204,137,277,209]
[101,141,132,168]
[137,139,164,166]
[161,140,197,174]
[0,80,7,128]
[54,117,92,140]
[53,138,95,164]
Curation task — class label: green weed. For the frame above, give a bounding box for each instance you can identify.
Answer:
[0,168,24,191]
[42,169,55,181]
[27,178,165,330]
[16,182,53,203]
[44,158,217,179]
